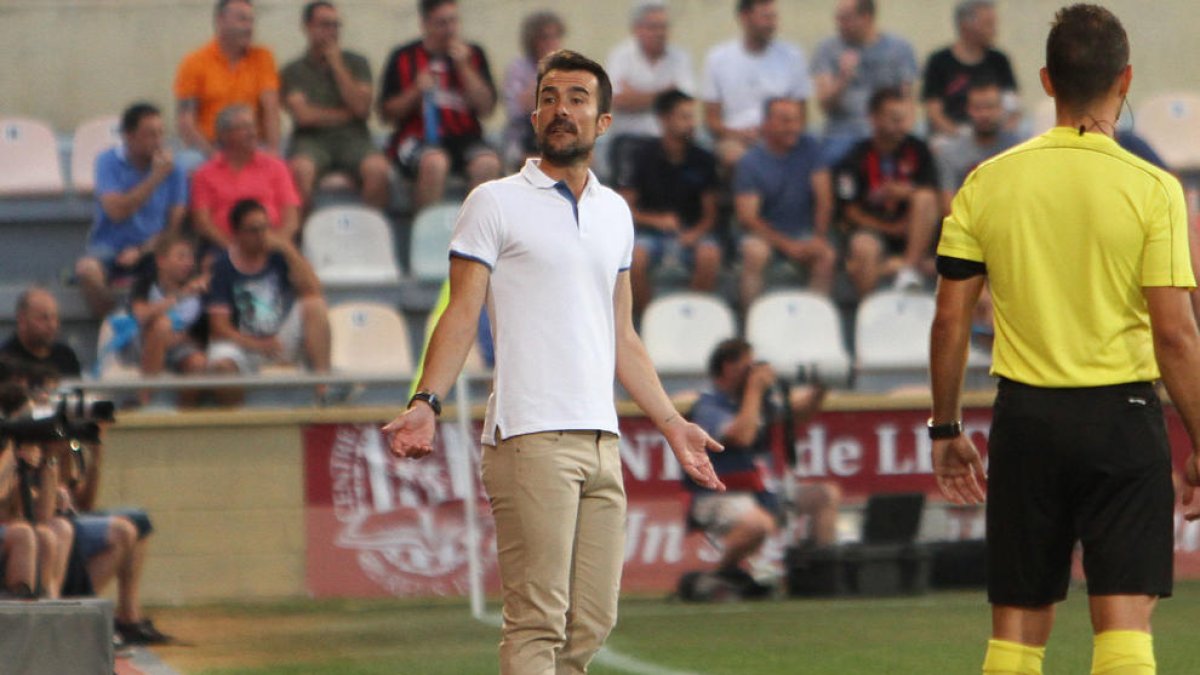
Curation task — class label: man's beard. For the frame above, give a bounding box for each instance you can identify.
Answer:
[538,120,593,165]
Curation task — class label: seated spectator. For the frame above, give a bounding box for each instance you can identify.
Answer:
[811,0,917,165]
[734,98,835,308]
[0,288,82,379]
[702,0,812,167]
[75,103,187,318]
[619,90,721,319]
[834,88,939,294]
[206,199,331,406]
[281,1,390,210]
[192,104,302,250]
[935,79,1020,214]
[378,0,501,210]
[606,1,694,140]
[921,0,1018,139]
[59,434,171,644]
[0,377,38,598]
[130,236,209,404]
[502,11,565,170]
[175,0,281,164]
[685,338,839,595]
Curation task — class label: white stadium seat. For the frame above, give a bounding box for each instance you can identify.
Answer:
[0,117,65,196]
[641,292,737,376]
[70,114,120,194]
[746,290,851,385]
[1134,92,1200,171]
[329,302,413,374]
[302,206,401,286]
[409,203,461,281]
[855,290,936,391]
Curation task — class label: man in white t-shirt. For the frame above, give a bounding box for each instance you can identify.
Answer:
[383,50,724,675]
[605,0,695,139]
[702,0,812,166]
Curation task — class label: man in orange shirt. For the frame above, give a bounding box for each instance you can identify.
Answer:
[175,0,281,163]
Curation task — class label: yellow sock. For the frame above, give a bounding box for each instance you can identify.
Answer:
[1092,630,1155,674]
[983,639,1046,674]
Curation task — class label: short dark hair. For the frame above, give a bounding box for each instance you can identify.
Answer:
[535,50,613,115]
[856,0,876,16]
[215,0,251,17]
[229,198,267,232]
[966,76,1003,97]
[153,232,196,258]
[120,102,161,135]
[653,89,693,118]
[708,338,752,379]
[869,87,906,115]
[418,0,455,19]
[737,0,773,14]
[1045,4,1129,109]
[762,96,804,121]
[303,0,335,24]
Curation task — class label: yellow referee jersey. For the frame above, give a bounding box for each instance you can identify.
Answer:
[938,126,1195,387]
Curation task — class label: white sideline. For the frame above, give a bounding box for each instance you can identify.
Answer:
[476,612,702,675]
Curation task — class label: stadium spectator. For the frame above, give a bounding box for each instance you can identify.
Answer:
[280,1,390,210]
[59,435,171,644]
[206,199,330,406]
[619,89,721,319]
[931,7,1198,673]
[0,379,74,601]
[501,11,565,170]
[75,103,187,319]
[734,98,835,308]
[130,236,209,405]
[192,104,302,250]
[0,288,82,379]
[702,0,812,167]
[606,1,695,139]
[921,0,1018,138]
[685,338,838,595]
[934,79,1020,213]
[378,0,500,210]
[811,0,917,165]
[0,375,38,598]
[175,0,281,164]
[834,88,939,294]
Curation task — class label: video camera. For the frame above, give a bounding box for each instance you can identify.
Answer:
[0,389,114,446]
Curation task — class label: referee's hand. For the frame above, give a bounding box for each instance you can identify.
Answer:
[1182,452,1200,521]
[932,436,986,505]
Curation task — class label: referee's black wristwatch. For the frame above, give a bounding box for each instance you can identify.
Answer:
[927,419,963,440]
[409,390,442,417]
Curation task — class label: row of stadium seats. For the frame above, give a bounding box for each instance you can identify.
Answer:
[97,300,490,381]
[5,91,1200,198]
[303,203,459,285]
[641,289,990,392]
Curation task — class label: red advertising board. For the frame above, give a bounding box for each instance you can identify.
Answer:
[303,406,1200,597]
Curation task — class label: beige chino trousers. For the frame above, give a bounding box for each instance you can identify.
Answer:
[481,430,626,675]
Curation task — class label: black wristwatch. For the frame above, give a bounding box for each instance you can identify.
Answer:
[409,390,442,417]
[927,419,963,440]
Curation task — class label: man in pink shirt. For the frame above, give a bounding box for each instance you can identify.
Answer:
[191,104,301,249]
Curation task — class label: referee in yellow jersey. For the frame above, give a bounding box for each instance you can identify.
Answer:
[929,5,1200,675]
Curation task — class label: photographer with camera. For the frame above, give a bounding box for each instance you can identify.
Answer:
[682,338,840,598]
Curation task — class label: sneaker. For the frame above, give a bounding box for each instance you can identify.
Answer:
[893,266,923,290]
[116,618,174,645]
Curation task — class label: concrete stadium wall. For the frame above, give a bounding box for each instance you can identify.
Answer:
[2,0,1198,135]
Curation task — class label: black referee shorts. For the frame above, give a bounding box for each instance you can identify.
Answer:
[986,378,1175,606]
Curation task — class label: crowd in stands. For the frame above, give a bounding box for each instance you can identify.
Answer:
[4,0,1176,405]
[0,289,169,645]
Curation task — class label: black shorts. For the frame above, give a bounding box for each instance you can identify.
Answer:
[986,378,1174,606]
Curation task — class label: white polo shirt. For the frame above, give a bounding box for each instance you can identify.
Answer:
[449,159,634,443]
[701,38,812,131]
[606,38,696,137]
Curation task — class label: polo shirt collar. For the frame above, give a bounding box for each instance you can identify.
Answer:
[520,158,598,199]
[1047,125,1120,149]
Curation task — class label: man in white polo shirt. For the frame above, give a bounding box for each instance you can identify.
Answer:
[383,50,725,675]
